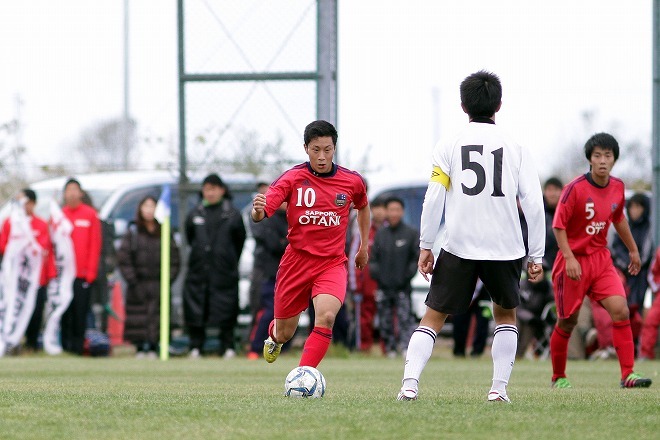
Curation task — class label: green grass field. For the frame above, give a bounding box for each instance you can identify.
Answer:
[0,349,658,440]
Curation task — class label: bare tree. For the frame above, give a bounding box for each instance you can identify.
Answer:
[0,119,28,200]
[189,127,295,179]
[76,118,138,172]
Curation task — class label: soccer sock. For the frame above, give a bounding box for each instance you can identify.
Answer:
[550,326,571,381]
[268,320,277,342]
[612,319,635,379]
[402,326,437,391]
[490,324,518,394]
[299,326,332,368]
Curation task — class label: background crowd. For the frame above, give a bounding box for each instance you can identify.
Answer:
[0,172,659,362]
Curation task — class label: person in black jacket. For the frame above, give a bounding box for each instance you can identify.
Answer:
[117,196,180,358]
[183,174,246,358]
[247,202,289,358]
[370,196,419,357]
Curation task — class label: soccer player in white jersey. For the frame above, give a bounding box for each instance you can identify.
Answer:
[397,70,545,403]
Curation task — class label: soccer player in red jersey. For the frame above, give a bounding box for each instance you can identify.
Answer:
[251,120,370,369]
[550,133,652,389]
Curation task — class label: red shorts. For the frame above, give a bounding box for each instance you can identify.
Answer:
[274,247,348,319]
[552,247,625,319]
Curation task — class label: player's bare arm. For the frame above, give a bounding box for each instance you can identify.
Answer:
[354,203,370,270]
[554,227,581,280]
[418,248,434,281]
[613,219,641,276]
[251,193,266,222]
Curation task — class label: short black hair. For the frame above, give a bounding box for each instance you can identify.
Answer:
[584,132,619,161]
[460,70,502,119]
[385,196,404,209]
[543,177,563,190]
[22,188,37,202]
[304,120,338,146]
[64,178,81,190]
[370,196,386,208]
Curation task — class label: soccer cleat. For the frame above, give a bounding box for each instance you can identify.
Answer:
[620,373,652,388]
[551,377,572,389]
[263,337,283,363]
[487,391,511,403]
[396,388,418,401]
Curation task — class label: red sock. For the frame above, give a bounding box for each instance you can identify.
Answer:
[612,319,634,379]
[299,326,332,368]
[268,320,277,342]
[550,326,571,381]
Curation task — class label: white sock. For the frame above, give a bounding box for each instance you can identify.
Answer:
[491,324,518,394]
[401,326,437,390]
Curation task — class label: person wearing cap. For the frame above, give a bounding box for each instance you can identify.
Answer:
[0,189,57,352]
[60,178,102,355]
[183,173,246,359]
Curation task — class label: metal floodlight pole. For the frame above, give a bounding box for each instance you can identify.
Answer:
[653,0,660,242]
[317,0,338,160]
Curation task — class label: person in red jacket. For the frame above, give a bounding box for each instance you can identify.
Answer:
[0,189,57,351]
[60,178,102,355]
[640,246,660,359]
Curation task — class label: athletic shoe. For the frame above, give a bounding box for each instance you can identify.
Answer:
[263,337,282,363]
[396,387,418,401]
[246,351,260,360]
[551,377,572,389]
[223,349,237,359]
[620,373,652,388]
[487,391,511,403]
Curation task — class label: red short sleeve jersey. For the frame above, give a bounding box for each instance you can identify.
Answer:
[553,173,625,256]
[264,162,368,258]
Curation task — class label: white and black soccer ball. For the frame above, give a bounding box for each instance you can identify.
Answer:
[284,366,326,398]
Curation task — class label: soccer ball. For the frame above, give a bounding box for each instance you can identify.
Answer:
[284,366,326,398]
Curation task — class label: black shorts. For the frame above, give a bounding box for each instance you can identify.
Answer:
[425,250,524,315]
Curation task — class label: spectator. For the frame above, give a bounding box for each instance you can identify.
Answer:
[0,189,56,352]
[452,281,491,358]
[640,246,660,359]
[370,196,419,358]
[348,196,387,352]
[611,193,653,333]
[517,178,563,358]
[60,178,102,355]
[117,196,180,359]
[247,202,288,359]
[183,173,246,359]
[248,181,271,327]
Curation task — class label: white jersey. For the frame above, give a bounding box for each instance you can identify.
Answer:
[419,120,545,263]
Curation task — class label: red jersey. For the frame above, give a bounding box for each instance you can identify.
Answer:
[62,203,102,283]
[264,162,368,258]
[553,173,625,256]
[0,216,57,286]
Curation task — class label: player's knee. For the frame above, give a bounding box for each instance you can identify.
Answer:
[610,307,629,322]
[275,327,294,343]
[314,310,336,328]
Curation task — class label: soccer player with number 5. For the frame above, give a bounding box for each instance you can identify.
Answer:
[549,133,652,389]
[397,70,545,403]
[251,120,370,370]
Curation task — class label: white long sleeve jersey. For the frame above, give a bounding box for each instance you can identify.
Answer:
[420,121,545,263]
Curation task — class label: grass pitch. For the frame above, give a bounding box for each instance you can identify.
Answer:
[0,350,658,440]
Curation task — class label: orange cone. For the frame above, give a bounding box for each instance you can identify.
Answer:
[106,281,125,346]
